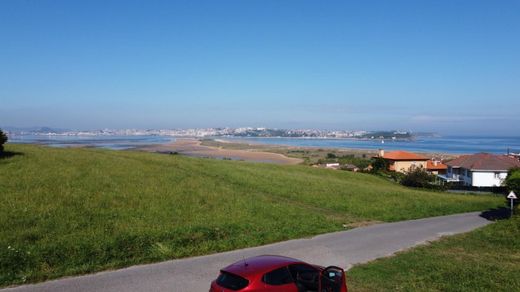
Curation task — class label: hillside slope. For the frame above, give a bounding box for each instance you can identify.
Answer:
[0,144,502,286]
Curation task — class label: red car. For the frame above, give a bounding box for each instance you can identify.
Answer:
[210,255,347,292]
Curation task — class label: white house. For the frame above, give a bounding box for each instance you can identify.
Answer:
[325,163,340,169]
[443,153,520,187]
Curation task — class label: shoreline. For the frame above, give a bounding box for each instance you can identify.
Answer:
[134,138,304,165]
[211,137,460,160]
[136,137,461,165]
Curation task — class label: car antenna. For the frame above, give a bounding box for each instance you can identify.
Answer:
[243,256,248,268]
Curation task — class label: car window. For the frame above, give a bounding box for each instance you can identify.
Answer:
[216,271,249,291]
[262,266,293,285]
[288,264,318,280]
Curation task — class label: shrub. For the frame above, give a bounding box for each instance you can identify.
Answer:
[338,156,371,169]
[326,153,337,159]
[400,167,436,189]
[370,157,388,173]
[0,129,7,153]
[505,168,520,192]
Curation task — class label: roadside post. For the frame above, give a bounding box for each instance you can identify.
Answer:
[507,191,517,217]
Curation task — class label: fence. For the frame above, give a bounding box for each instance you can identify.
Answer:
[447,185,507,194]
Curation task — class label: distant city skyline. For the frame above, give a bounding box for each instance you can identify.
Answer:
[1,1,519,135]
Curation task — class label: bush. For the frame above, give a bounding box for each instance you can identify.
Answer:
[0,129,7,153]
[400,168,437,189]
[370,157,388,173]
[505,168,520,194]
[338,156,371,170]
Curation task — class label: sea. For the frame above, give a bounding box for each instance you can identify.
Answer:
[221,136,520,155]
[7,134,520,154]
[7,134,175,150]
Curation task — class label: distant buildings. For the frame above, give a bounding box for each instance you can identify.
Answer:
[4,127,410,140]
[377,149,520,188]
[442,153,520,187]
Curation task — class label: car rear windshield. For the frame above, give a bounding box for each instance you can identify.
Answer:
[216,271,249,291]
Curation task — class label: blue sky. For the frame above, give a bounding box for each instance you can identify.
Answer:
[1,0,519,134]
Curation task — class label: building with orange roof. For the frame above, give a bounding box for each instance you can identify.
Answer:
[426,159,448,175]
[377,149,448,174]
[378,150,429,173]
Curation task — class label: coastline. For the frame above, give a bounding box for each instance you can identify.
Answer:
[134,138,304,165]
[135,137,460,165]
[11,134,518,164]
[211,137,459,160]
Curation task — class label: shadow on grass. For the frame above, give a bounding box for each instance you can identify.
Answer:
[0,151,23,160]
[480,207,510,221]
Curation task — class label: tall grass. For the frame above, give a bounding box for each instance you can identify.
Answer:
[0,144,502,286]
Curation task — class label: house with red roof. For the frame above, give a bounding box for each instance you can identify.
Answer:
[443,153,520,187]
[426,159,448,175]
[378,150,447,174]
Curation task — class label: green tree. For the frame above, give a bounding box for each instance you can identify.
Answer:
[505,168,520,194]
[326,153,337,159]
[0,129,7,153]
[370,157,388,173]
[505,168,520,214]
[400,167,436,188]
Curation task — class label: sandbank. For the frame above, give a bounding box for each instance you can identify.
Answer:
[136,138,304,165]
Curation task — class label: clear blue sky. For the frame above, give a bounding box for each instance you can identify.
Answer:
[1,0,519,135]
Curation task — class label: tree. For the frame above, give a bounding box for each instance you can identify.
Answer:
[370,157,388,173]
[400,167,436,188]
[505,168,520,214]
[0,129,7,153]
[326,153,337,159]
[505,168,520,194]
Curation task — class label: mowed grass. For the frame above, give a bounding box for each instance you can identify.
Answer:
[0,144,502,286]
[348,214,520,291]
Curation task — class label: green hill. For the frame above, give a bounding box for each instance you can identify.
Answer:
[0,144,502,286]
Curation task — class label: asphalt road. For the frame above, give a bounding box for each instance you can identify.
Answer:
[3,212,491,292]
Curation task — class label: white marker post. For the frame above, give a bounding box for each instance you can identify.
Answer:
[507,191,517,217]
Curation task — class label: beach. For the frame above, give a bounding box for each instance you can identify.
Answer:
[136,138,304,165]
[10,134,517,164]
[135,137,463,166]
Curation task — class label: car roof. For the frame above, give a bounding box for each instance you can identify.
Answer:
[221,255,305,278]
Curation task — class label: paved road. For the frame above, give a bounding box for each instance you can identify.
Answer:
[3,212,491,292]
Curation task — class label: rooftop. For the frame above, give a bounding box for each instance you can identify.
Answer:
[446,153,520,171]
[222,255,303,278]
[427,160,448,170]
[381,151,429,161]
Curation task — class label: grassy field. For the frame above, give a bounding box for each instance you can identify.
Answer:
[348,214,520,291]
[0,144,502,286]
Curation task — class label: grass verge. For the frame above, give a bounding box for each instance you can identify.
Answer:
[348,214,520,291]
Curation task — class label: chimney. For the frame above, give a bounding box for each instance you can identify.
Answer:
[379,149,385,157]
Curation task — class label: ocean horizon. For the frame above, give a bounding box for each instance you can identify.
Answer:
[222,136,520,155]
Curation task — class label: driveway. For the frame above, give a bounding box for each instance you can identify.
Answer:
[3,212,491,292]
